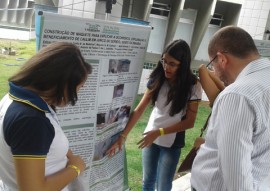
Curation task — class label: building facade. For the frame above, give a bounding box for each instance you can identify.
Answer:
[0,0,35,40]
[0,0,269,93]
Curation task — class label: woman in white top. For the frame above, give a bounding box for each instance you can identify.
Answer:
[107,39,202,191]
[0,42,91,191]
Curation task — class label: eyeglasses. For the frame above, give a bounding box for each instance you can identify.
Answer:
[160,59,180,69]
[206,51,228,71]
[206,55,217,71]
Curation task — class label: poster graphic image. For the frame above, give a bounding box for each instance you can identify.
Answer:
[118,59,130,73]
[108,59,118,74]
[113,84,124,98]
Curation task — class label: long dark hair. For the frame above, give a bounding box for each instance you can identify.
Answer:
[9,42,92,106]
[148,39,197,116]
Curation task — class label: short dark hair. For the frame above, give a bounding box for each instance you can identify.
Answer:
[9,42,92,106]
[208,26,259,58]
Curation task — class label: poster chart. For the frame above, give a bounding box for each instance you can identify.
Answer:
[37,12,151,191]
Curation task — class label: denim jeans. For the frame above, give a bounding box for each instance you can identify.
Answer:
[142,143,181,191]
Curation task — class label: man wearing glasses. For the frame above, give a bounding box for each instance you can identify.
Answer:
[191,26,270,191]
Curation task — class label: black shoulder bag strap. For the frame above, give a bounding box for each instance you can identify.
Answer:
[199,112,211,137]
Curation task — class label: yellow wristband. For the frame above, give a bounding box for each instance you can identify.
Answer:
[68,165,80,176]
[159,128,165,136]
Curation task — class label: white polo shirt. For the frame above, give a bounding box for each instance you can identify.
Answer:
[0,83,69,191]
[144,80,202,148]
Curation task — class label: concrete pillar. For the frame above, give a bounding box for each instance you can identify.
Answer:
[35,0,55,6]
[122,0,130,17]
[52,0,59,6]
[143,0,153,21]
[221,3,241,26]
[122,0,152,21]
[7,0,19,23]
[95,0,123,22]
[130,0,152,21]
[16,0,28,25]
[0,0,9,22]
[190,0,216,59]
[24,1,34,28]
[164,0,185,46]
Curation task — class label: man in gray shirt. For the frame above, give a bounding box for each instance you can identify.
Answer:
[191,26,270,191]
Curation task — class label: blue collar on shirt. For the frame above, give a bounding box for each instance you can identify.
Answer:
[8,82,50,113]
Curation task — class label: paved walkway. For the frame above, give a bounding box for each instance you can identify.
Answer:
[172,173,191,191]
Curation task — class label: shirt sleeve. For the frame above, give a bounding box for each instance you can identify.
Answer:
[146,78,154,89]
[215,93,255,190]
[189,80,202,101]
[5,116,55,158]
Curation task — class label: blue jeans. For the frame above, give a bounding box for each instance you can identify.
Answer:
[142,143,181,191]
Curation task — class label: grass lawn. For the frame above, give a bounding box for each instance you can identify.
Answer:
[0,39,211,190]
[0,39,36,98]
